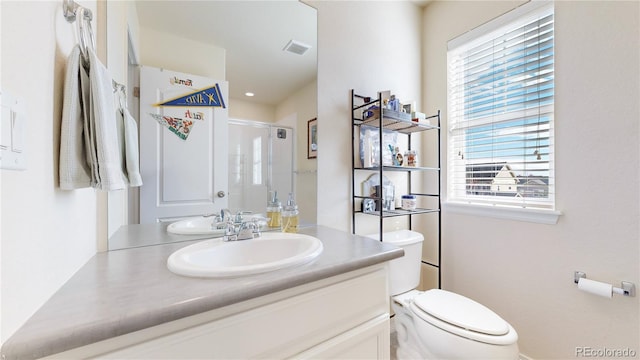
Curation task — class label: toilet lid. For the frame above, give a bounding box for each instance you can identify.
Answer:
[413,289,510,336]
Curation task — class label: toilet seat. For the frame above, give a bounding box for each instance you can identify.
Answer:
[410,289,518,346]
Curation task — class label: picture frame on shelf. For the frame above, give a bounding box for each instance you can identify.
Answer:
[402,101,414,114]
[307,118,317,159]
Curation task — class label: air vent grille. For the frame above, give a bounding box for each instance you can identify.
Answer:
[283,40,311,55]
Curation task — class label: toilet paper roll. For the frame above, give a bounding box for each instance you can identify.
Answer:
[578,278,613,298]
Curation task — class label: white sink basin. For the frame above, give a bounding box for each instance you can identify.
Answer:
[166,215,267,236]
[167,232,323,278]
[166,216,225,236]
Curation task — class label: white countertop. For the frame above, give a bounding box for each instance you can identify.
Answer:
[0,225,402,359]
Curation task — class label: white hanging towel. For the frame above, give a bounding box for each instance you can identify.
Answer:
[119,105,143,187]
[80,53,100,187]
[59,45,92,189]
[59,45,141,190]
[113,81,142,187]
[87,49,127,190]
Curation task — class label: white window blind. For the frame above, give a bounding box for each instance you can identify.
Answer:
[447,2,555,210]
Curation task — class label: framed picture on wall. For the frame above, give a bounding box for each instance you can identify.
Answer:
[308,118,317,159]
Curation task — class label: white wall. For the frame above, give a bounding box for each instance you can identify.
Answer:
[0,0,100,343]
[106,1,138,241]
[276,80,318,224]
[139,27,225,81]
[313,0,423,232]
[276,80,317,127]
[229,98,276,123]
[1,0,3,344]
[423,1,639,358]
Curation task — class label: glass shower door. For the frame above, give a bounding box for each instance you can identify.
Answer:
[228,120,293,216]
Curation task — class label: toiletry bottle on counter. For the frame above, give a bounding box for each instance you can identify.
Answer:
[282,193,299,233]
[267,191,282,228]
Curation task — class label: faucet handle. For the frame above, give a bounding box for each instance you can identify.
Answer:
[211,216,227,230]
[209,209,231,230]
[223,220,239,241]
[235,210,252,223]
[246,218,262,239]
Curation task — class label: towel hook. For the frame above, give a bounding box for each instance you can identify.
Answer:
[77,7,95,64]
[63,0,94,63]
[63,0,92,23]
[113,81,127,110]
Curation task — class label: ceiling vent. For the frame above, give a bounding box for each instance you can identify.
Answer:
[283,40,311,56]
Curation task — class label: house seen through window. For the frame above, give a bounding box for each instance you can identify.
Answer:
[447,2,555,210]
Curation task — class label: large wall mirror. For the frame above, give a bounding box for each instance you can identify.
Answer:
[106,1,317,250]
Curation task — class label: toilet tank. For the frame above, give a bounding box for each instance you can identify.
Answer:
[366,230,424,296]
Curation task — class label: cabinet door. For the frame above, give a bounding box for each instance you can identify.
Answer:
[292,315,390,360]
[139,66,228,223]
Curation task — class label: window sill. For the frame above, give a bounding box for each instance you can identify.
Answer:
[443,201,562,224]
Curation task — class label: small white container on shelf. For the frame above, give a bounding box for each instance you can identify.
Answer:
[401,195,417,211]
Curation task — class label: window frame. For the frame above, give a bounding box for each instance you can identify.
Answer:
[445,1,561,224]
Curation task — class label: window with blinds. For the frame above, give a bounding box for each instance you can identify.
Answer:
[447,2,554,210]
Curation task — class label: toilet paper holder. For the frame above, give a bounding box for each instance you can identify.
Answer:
[574,271,636,297]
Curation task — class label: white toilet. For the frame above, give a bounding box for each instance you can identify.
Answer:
[370,230,520,360]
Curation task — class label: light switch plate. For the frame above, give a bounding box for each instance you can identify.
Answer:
[0,91,27,170]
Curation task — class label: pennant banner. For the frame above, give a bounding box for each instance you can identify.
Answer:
[155,84,226,108]
[148,113,194,140]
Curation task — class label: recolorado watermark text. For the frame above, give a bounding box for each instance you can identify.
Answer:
[576,347,637,358]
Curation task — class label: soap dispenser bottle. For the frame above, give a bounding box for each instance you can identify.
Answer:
[267,191,282,228]
[282,192,299,233]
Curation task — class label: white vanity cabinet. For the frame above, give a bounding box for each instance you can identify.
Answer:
[48,265,390,359]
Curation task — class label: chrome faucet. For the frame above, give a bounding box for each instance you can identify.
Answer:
[221,210,262,241]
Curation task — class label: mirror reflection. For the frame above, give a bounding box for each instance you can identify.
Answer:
[107,1,317,250]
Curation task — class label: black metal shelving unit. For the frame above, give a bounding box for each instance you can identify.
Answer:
[350,89,442,288]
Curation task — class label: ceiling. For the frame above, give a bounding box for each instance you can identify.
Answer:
[135,1,317,106]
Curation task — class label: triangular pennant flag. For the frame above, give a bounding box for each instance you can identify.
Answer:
[155,84,226,108]
[148,113,194,140]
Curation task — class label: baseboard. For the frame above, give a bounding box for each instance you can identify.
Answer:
[519,353,534,360]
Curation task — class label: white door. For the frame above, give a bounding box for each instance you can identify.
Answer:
[139,66,228,223]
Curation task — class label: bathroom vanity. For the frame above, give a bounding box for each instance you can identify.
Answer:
[0,226,402,359]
